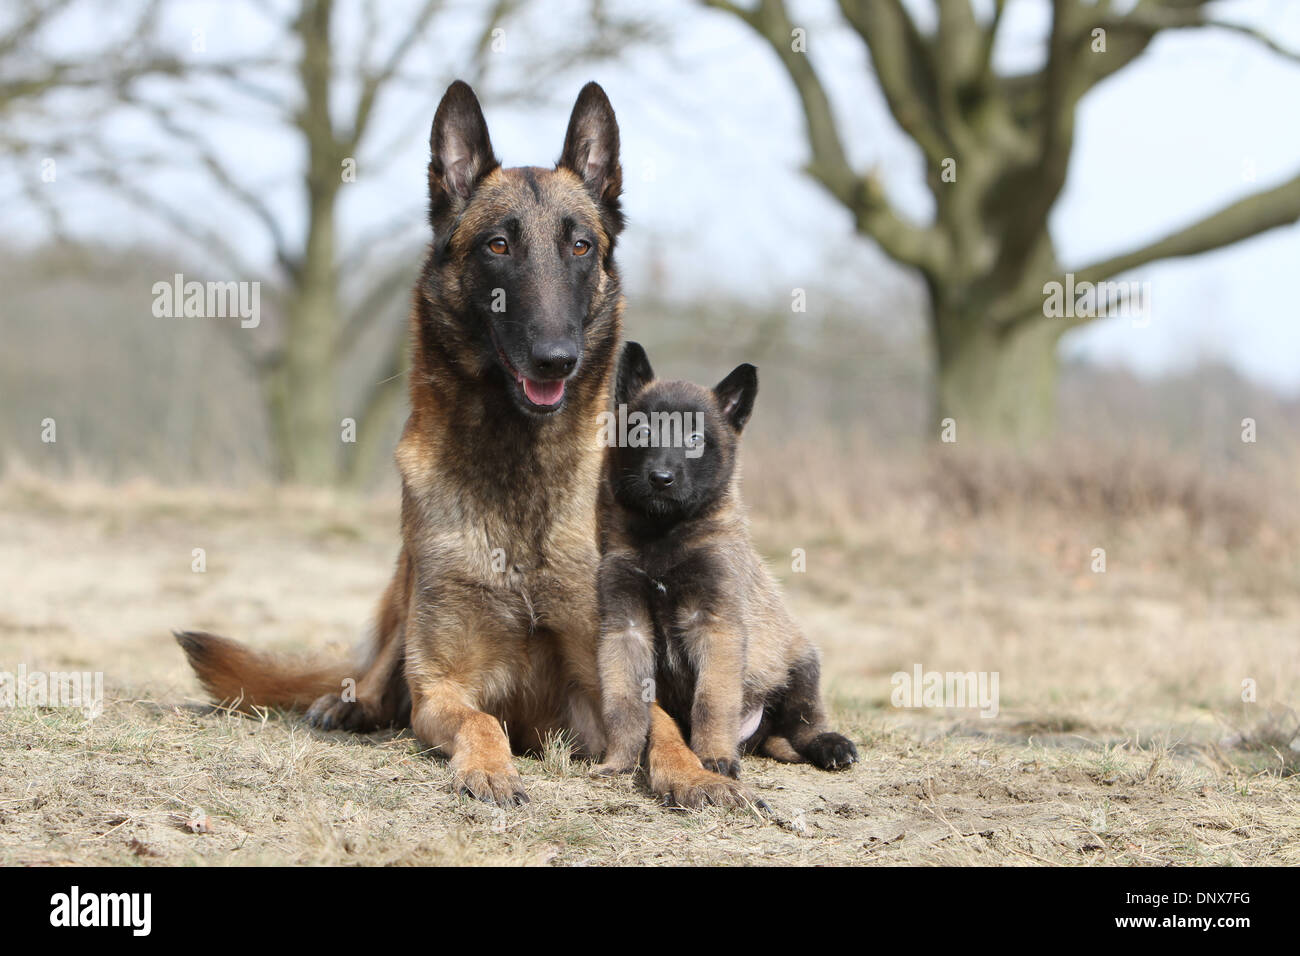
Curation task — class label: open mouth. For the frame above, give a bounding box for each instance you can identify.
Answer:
[520,377,565,407]
[490,332,569,412]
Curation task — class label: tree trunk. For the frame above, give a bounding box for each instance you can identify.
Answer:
[280,209,339,484]
[274,0,341,485]
[932,304,1062,446]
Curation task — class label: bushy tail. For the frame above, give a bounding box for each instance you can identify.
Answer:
[173,630,350,713]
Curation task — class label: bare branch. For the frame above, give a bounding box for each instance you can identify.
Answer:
[348,0,444,151]
[467,0,521,86]
[850,173,950,275]
[197,61,294,115]
[336,257,418,359]
[474,1,661,103]
[977,0,1007,79]
[338,210,424,273]
[1195,19,1300,64]
[0,0,76,62]
[993,0,1300,296]
[703,0,946,273]
[935,0,982,88]
[102,172,268,282]
[293,0,339,157]
[997,169,1300,332]
[1072,171,1300,290]
[836,0,951,164]
[1103,2,1300,66]
[128,97,301,279]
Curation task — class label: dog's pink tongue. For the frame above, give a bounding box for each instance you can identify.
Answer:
[523,378,565,406]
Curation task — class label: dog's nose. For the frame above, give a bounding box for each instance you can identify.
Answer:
[649,470,674,489]
[530,340,578,379]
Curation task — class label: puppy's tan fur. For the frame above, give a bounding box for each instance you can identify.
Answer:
[596,344,858,782]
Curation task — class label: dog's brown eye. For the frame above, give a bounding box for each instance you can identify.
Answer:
[488,238,509,255]
[572,240,591,256]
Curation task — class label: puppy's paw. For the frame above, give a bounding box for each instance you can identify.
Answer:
[700,756,741,779]
[802,732,858,771]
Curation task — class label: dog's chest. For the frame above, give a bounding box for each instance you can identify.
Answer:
[405,442,602,642]
[636,532,716,611]
[639,546,716,672]
[643,571,703,724]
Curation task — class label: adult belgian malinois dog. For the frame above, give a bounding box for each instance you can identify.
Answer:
[175,81,750,809]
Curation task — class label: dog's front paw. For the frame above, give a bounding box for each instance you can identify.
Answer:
[802,732,858,771]
[662,766,759,811]
[453,761,530,806]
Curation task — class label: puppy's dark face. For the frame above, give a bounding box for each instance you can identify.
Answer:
[609,342,757,524]
[425,81,623,417]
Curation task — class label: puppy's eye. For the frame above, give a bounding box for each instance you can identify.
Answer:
[488,238,509,255]
[686,432,705,449]
[572,239,591,257]
[632,425,651,440]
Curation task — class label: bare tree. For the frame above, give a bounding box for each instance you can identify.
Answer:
[0,0,198,233]
[703,0,1300,442]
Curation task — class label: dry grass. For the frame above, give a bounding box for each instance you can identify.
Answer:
[2,445,1298,866]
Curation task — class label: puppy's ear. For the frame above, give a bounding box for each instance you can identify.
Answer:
[713,364,758,433]
[615,341,654,407]
[558,81,623,235]
[428,80,498,234]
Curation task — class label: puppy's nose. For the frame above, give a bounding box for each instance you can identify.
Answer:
[648,470,675,489]
[530,340,578,379]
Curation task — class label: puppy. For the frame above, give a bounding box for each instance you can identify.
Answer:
[595,342,858,779]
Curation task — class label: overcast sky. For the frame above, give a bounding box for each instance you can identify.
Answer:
[10,0,1300,393]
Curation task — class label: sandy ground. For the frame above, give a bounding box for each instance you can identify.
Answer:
[2,478,1297,866]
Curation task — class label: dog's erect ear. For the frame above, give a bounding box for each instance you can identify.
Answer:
[713,364,758,433]
[615,341,654,407]
[428,80,498,232]
[558,82,623,234]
